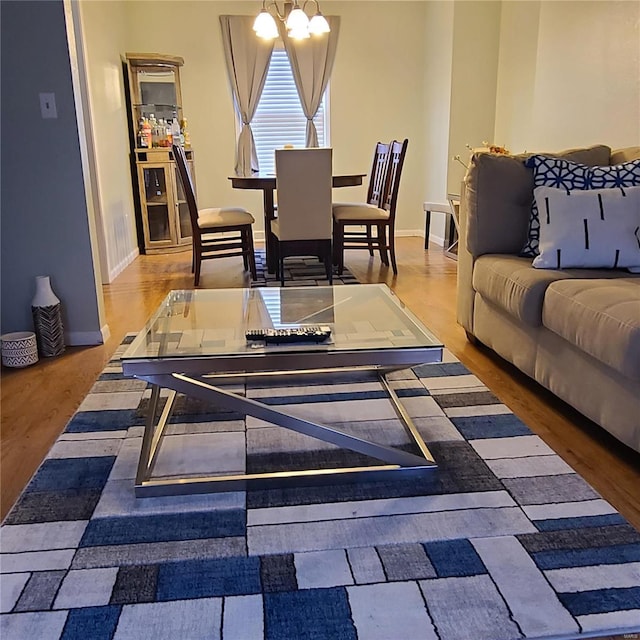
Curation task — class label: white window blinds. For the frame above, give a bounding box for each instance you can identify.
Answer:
[252,49,328,175]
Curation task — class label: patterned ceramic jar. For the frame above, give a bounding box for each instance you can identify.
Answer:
[1,331,39,368]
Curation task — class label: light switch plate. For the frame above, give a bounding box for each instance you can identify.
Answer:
[39,92,57,119]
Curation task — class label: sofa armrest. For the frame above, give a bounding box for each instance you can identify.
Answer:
[456,181,476,334]
[464,145,612,258]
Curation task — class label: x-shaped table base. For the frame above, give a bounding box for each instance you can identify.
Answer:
[134,368,437,497]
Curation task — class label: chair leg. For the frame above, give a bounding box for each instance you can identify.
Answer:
[388,224,398,275]
[267,228,277,275]
[193,246,202,287]
[324,244,333,284]
[246,227,257,280]
[279,257,285,286]
[332,220,340,266]
[242,248,249,272]
[241,229,249,272]
[366,224,374,256]
[334,222,345,275]
[378,224,389,266]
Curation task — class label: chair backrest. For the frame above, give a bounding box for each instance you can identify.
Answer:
[275,148,333,241]
[172,144,200,237]
[366,142,390,206]
[380,138,409,221]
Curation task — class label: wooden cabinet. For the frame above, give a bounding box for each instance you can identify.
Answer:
[124,53,194,254]
[135,148,194,253]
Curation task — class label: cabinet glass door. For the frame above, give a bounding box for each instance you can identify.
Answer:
[177,203,192,240]
[174,164,193,242]
[143,167,171,242]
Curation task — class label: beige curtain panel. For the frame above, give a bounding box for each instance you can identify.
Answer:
[279,16,340,148]
[220,15,274,176]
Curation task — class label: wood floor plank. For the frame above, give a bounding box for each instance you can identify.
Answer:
[3,237,639,543]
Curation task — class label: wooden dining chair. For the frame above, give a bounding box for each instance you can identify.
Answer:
[271,148,333,286]
[331,141,390,258]
[333,138,408,275]
[172,144,257,286]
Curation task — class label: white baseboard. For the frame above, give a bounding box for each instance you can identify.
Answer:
[395,229,422,238]
[100,323,111,344]
[396,228,446,247]
[66,329,107,346]
[107,247,139,283]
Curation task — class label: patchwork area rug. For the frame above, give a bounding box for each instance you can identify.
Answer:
[251,249,359,287]
[2,336,640,640]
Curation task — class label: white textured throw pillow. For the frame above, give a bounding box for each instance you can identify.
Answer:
[532,185,640,269]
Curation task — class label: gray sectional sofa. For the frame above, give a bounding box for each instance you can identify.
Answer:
[457,145,640,453]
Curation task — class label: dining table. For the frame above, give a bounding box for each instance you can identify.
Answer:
[229,172,366,273]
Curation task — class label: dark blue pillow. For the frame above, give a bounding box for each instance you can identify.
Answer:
[521,156,640,257]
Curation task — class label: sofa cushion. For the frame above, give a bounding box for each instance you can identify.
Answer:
[473,254,637,328]
[473,255,575,327]
[543,279,640,380]
[532,185,640,270]
[521,156,640,257]
[464,145,611,258]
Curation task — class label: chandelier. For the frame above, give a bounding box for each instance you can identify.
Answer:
[253,0,330,40]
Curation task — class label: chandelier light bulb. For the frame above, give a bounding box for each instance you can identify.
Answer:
[288,26,311,39]
[254,1,330,39]
[286,7,310,32]
[253,10,279,39]
[308,12,330,35]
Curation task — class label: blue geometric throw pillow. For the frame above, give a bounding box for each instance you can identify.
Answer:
[521,156,640,257]
[589,159,640,189]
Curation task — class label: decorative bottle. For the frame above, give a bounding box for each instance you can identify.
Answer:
[137,117,148,149]
[31,276,65,357]
[171,113,182,147]
[180,117,190,148]
[142,117,152,149]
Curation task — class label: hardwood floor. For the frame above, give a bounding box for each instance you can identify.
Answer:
[2,237,639,532]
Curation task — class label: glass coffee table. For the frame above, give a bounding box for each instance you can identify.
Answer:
[122,284,443,496]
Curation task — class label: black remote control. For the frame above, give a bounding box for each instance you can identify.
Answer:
[246,326,331,344]
[245,329,267,341]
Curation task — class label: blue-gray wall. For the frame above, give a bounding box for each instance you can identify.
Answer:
[1,0,102,343]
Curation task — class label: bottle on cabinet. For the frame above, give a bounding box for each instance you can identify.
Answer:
[137,117,148,148]
[138,117,152,149]
[171,113,182,147]
[180,117,191,148]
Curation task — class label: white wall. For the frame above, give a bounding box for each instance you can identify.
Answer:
[327,1,429,234]
[495,0,640,153]
[422,0,455,243]
[493,1,540,153]
[447,0,502,195]
[79,1,138,283]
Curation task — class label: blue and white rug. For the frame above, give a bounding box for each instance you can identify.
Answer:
[251,250,359,287]
[1,336,639,640]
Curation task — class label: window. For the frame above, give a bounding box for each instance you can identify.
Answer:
[252,49,329,175]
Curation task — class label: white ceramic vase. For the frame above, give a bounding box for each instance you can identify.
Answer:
[31,275,65,357]
[32,275,61,307]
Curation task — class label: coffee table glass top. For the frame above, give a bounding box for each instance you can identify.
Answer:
[123,284,442,361]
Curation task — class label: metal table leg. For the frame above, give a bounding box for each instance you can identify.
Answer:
[133,368,437,497]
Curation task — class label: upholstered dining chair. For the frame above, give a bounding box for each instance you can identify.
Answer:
[271,147,333,286]
[332,138,408,275]
[172,144,257,286]
[331,141,390,259]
